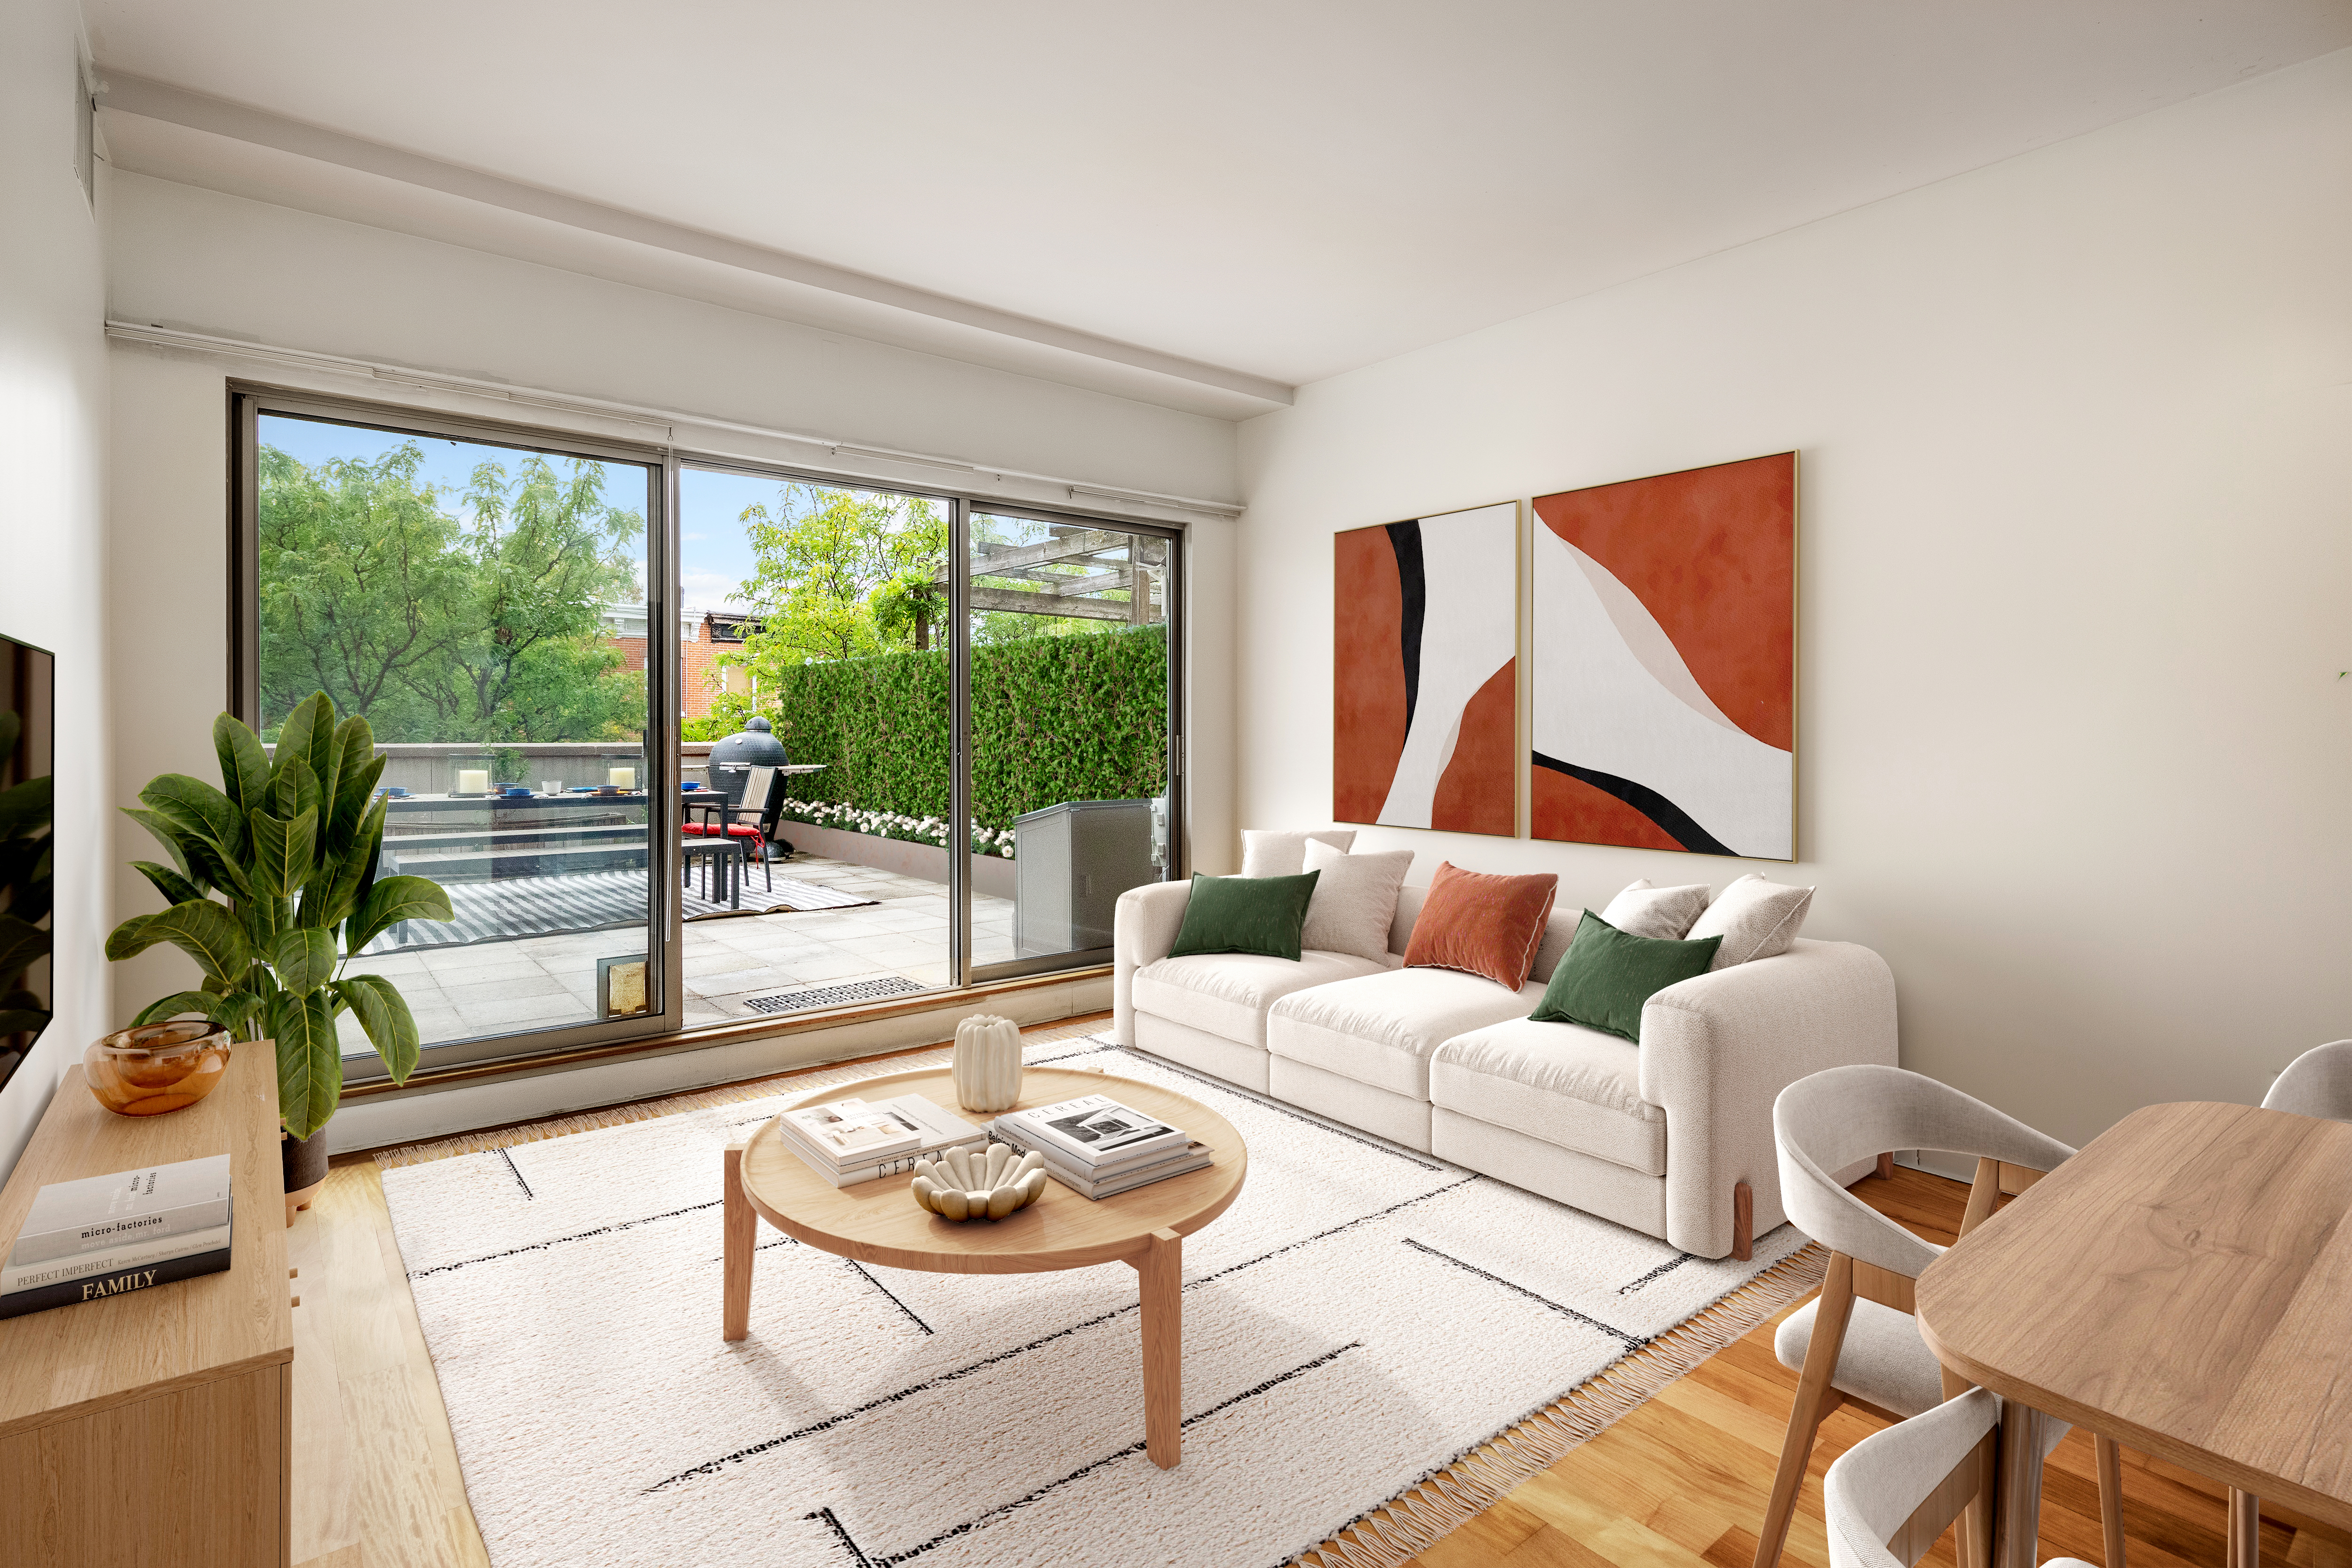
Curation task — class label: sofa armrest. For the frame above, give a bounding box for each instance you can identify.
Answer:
[1112,880,1195,1046]
[1637,937,1898,1258]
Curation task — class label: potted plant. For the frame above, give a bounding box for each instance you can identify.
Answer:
[105,691,452,1208]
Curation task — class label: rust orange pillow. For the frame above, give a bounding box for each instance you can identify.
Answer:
[1401,861,1560,990]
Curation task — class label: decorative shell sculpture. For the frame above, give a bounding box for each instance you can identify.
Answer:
[912,1142,1049,1221]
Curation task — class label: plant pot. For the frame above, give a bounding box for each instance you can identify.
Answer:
[281,1129,329,1227]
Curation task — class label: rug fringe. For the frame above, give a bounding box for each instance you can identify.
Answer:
[1285,1242,1828,1568]
[371,1019,1107,1170]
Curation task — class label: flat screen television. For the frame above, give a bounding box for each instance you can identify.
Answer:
[0,634,54,1095]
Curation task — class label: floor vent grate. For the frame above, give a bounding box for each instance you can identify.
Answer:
[740,976,927,1015]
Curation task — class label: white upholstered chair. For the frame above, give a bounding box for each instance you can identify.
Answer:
[1756,1064,2124,1568]
[1826,1387,2097,1568]
[2264,1039,2352,1122]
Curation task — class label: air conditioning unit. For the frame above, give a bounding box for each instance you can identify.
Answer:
[1012,798,1158,957]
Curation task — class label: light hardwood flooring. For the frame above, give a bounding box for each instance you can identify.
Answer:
[289,1036,2352,1568]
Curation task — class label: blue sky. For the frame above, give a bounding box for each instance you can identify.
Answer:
[261,415,922,615]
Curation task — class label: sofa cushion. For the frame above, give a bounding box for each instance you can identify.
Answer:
[1529,911,1721,1042]
[1598,878,1712,940]
[1301,840,1414,962]
[1689,872,1815,969]
[1430,1017,1668,1176]
[1267,966,1542,1099]
[1240,828,1356,877]
[1401,861,1559,990]
[1131,949,1389,1049]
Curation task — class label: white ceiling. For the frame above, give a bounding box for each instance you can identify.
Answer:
[87,0,2352,413]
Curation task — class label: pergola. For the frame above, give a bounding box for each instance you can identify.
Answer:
[938,524,1168,623]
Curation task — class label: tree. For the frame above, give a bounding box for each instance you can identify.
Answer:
[257,442,646,744]
[725,484,947,675]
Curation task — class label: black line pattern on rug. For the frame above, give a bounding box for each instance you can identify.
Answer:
[1616,1253,1695,1294]
[805,1505,877,1568]
[496,1147,533,1201]
[1079,1038,1452,1172]
[642,1181,1474,1493]
[406,1199,722,1280]
[846,1260,934,1334]
[1401,1238,1647,1348]
[873,1343,1365,1566]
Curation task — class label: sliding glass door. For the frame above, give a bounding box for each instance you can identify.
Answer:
[241,394,675,1075]
[963,509,1180,977]
[231,389,1180,1075]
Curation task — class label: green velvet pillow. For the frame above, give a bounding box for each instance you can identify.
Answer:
[1167,871,1321,961]
[1529,910,1722,1042]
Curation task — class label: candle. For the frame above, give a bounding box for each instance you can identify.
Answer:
[456,769,490,794]
[608,766,636,790]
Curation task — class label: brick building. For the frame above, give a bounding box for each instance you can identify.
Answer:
[600,603,761,722]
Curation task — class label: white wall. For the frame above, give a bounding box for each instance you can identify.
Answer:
[101,170,1241,1086]
[0,0,111,1177]
[1234,49,2352,1150]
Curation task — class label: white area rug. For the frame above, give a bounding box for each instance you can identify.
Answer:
[380,1037,1817,1568]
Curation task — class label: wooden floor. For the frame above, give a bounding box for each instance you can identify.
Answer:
[287,1033,2352,1568]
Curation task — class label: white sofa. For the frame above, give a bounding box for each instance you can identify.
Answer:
[1112,879,1896,1259]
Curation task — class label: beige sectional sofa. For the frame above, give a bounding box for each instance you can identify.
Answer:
[1112,879,1896,1258]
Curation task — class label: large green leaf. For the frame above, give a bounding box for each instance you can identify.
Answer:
[213,712,273,820]
[131,860,207,909]
[0,914,51,986]
[248,806,319,898]
[108,898,252,986]
[345,874,453,956]
[326,716,380,852]
[140,772,245,859]
[132,989,265,1032]
[270,754,323,836]
[333,975,420,1083]
[271,927,338,994]
[0,774,51,840]
[273,696,339,804]
[121,807,196,881]
[270,989,344,1141]
[312,796,386,932]
[178,831,250,902]
[236,891,284,957]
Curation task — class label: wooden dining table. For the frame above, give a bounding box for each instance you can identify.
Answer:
[1915,1100,2352,1568]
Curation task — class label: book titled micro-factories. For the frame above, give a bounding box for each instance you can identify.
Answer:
[1,1155,234,1319]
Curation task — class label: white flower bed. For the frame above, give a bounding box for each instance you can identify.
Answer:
[777,799,1017,858]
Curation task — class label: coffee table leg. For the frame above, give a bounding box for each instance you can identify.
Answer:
[1136,1226,1182,1468]
[724,1141,755,1341]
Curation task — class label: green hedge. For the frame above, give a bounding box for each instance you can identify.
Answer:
[771,625,1168,832]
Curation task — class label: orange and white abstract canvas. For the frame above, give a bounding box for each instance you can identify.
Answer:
[1333,501,1517,836]
[1531,454,1795,860]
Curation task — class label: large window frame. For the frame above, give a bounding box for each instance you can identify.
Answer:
[230,385,1186,1082]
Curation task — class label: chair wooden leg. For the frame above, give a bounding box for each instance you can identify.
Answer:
[2228,1489,2258,1568]
[2094,1434,2126,1568]
[1733,1179,1754,1262]
[1877,1151,1896,1180]
[1752,1251,1857,1568]
[1941,1367,1991,1568]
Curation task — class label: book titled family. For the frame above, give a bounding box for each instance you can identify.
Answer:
[1,1154,235,1320]
[775,1095,986,1187]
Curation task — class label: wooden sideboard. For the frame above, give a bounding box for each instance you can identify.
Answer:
[0,1046,294,1567]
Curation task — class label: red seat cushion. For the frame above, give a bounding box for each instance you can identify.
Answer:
[682,821,765,839]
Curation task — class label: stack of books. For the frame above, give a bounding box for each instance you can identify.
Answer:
[2,1154,235,1320]
[989,1093,1213,1199]
[776,1095,986,1187]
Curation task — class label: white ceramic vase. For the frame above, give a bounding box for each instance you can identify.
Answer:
[952,1014,1023,1113]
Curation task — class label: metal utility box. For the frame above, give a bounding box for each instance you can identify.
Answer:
[1013,798,1159,956]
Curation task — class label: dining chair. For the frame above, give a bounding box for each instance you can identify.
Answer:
[1756,1064,2126,1568]
[684,765,778,892]
[2219,1039,2352,1568]
[1826,1386,2098,1568]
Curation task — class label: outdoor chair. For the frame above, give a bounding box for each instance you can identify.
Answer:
[683,764,779,892]
[1758,1063,2124,1568]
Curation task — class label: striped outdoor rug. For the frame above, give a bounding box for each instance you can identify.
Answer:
[364,869,876,954]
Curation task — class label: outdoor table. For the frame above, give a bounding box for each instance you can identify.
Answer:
[1915,1100,2352,1568]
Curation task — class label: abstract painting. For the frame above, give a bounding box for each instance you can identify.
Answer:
[1334,501,1517,836]
[1530,454,1794,860]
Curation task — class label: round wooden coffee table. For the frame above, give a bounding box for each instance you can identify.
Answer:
[721,1065,1248,1468]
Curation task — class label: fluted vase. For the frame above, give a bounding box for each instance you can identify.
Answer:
[952,1014,1023,1113]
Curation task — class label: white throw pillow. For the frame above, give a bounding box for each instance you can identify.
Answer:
[1300,839,1413,962]
[1597,878,1712,941]
[1686,873,1814,969]
[1240,828,1357,878]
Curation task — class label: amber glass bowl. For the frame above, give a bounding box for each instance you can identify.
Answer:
[85,1022,233,1117]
